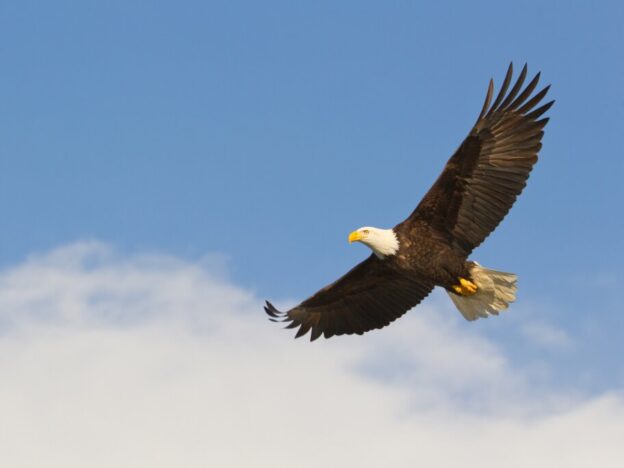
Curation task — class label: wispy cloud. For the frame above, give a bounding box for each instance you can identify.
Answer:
[0,242,622,467]
[520,320,573,350]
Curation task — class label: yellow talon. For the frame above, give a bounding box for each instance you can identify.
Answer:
[452,278,478,296]
[459,278,478,294]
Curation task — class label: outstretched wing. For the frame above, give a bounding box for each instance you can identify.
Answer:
[406,63,554,255]
[265,255,433,341]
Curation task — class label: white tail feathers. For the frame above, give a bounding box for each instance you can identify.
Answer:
[447,263,518,321]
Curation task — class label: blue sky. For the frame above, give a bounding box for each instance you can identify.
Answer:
[2,0,623,290]
[1,2,623,464]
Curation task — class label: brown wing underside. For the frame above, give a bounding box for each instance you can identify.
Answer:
[265,255,433,341]
[405,63,554,255]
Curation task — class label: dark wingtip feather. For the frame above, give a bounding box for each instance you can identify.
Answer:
[516,84,551,115]
[490,62,514,112]
[295,322,312,338]
[525,99,555,120]
[509,71,541,111]
[477,79,495,122]
[537,117,550,127]
[265,300,318,340]
[499,63,528,110]
[310,326,323,341]
[264,300,282,318]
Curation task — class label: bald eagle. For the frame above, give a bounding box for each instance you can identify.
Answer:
[265,63,553,341]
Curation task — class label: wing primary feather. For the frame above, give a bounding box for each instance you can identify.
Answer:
[524,100,555,120]
[309,325,323,341]
[316,311,332,338]
[264,301,282,318]
[499,63,528,110]
[509,72,541,110]
[489,62,513,112]
[536,117,550,128]
[516,85,551,114]
[296,322,312,339]
[477,79,494,122]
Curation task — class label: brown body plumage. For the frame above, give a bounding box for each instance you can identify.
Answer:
[265,63,553,341]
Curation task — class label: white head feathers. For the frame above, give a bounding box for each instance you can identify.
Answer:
[349,227,400,259]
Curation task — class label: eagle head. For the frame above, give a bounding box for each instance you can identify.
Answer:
[348,227,399,259]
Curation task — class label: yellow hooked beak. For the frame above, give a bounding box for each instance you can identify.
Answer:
[348,231,363,244]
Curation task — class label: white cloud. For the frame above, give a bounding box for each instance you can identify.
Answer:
[0,242,622,467]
